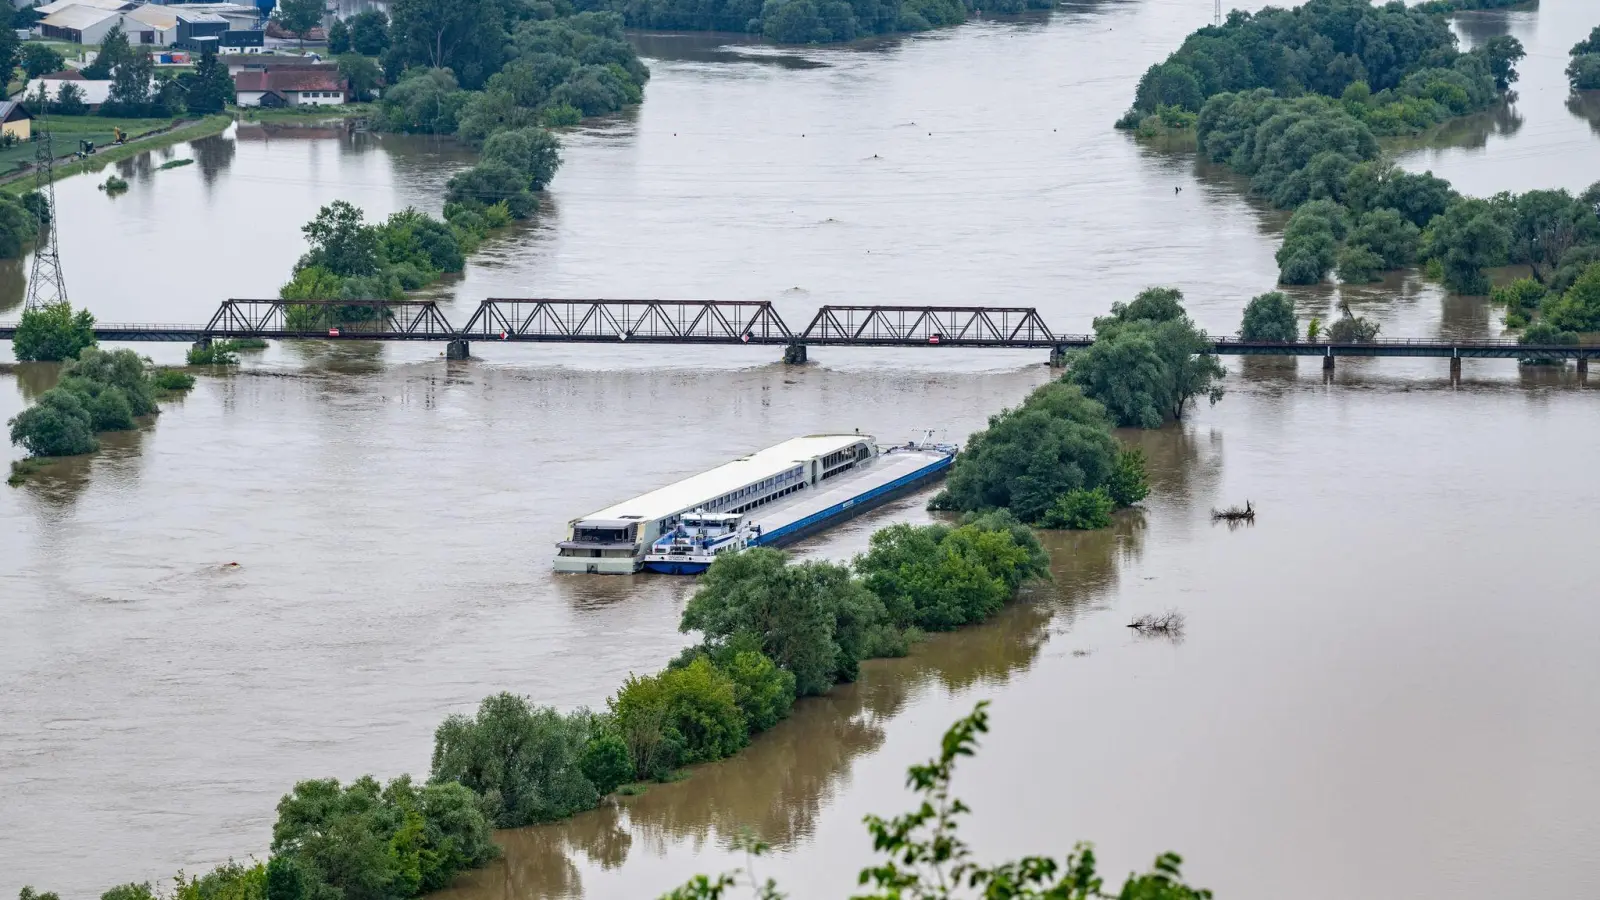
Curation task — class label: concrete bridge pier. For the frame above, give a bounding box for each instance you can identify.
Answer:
[1322,352,1335,373]
[1450,355,1462,382]
[445,339,470,360]
[191,336,211,354]
[1579,356,1590,379]
[782,343,808,365]
[1048,344,1071,368]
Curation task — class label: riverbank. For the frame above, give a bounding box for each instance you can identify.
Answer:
[0,115,233,197]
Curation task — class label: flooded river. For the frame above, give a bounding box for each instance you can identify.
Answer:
[3,1,1599,898]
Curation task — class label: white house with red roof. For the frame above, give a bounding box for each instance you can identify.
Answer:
[234,69,349,107]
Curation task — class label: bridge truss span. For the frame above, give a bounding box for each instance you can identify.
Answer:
[459,299,794,344]
[799,305,1063,347]
[203,299,456,339]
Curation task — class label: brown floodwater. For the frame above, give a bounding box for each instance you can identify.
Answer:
[3,1,1599,899]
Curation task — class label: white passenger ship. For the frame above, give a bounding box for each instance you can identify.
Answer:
[554,434,955,575]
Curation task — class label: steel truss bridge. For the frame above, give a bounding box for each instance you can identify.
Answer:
[1,298,1595,372]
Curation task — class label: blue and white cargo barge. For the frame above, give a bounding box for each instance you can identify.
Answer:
[554,434,956,575]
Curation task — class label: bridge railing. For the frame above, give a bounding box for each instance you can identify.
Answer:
[458,299,794,344]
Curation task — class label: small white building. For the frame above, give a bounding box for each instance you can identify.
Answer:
[123,3,181,45]
[234,69,349,107]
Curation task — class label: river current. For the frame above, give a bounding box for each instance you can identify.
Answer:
[3,1,1598,898]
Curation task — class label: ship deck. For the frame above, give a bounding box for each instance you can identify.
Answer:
[751,449,951,545]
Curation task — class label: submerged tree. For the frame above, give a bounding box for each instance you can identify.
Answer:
[1238,291,1297,342]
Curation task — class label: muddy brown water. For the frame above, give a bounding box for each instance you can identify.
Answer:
[3,1,1599,898]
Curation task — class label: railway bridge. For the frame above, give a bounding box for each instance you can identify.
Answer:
[1,298,1594,377]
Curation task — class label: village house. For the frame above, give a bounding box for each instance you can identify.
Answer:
[0,101,32,141]
[234,69,350,107]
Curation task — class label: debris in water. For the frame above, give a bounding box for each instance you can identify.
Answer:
[1129,611,1185,638]
[1211,500,1255,523]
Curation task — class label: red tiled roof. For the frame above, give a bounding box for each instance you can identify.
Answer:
[235,70,347,94]
[42,69,85,80]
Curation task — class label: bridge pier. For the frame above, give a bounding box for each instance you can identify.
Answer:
[782,343,808,365]
[445,339,470,360]
[1322,353,1335,372]
[191,336,211,353]
[1580,356,1590,379]
[1048,344,1071,368]
[1450,355,1461,382]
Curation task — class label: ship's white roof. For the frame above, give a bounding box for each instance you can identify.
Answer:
[580,434,872,525]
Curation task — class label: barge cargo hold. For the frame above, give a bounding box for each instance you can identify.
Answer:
[555,434,954,575]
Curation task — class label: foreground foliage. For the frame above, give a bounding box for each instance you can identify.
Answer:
[659,702,1211,900]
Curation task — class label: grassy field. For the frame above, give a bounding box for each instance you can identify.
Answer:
[0,115,233,195]
[0,116,177,175]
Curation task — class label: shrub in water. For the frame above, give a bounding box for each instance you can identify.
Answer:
[1039,487,1115,530]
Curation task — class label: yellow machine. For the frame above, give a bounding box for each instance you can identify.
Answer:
[113,127,127,144]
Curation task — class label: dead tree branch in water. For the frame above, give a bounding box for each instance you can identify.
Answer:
[1211,500,1255,524]
[1129,611,1185,638]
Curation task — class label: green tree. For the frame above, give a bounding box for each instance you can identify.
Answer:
[8,387,98,457]
[338,53,382,103]
[101,885,155,900]
[12,302,96,361]
[187,49,236,115]
[1542,262,1600,332]
[1105,447,1150,507]
[273,0,325,48]
[1347,207,1421,269]
[1238,291,1297,341]
[1336,243,1384,283]
[21,43,65,79]
[299,201,382,277]
[375,68,467,134]
[1503,189,1587,285]
[1481,35,1525,90]
[328,18,351,54]
[1276,200,1349,285]
[264,853,307,900]
[715,647,795,733]
[54,82,89,116]
[429,692,601,828]
[1072,293,1224,427]
[348,10,392,56]
[65,347,159,417]
[385,0,509,90]
[680,548,885,698]
[578,729,633,794]
[933,382,1120,524]
[1425,197,1511,294]
[1039,487,1114,530]
[105,47,156,112]
[855,523,1006,631]
[82,25,130,79]
[481,127,562,190]
[444,161,538,218]
[1572,55,1600,91]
